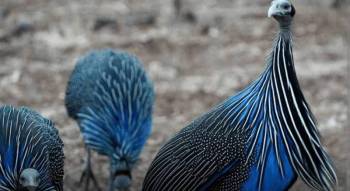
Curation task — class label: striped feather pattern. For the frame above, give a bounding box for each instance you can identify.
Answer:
[143,32,337,191]
[0,106,64,191]
[65,49,154,164]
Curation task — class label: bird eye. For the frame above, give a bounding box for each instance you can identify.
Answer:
[281,3,290,10]
[19,177,25,182]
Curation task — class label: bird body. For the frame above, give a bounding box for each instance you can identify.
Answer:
[65,49,154,190]
[143,1,337,191]
[0,105,64,191]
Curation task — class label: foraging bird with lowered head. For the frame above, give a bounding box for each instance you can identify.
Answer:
[65,49,154,191]
[0,105,64,191]
[142,0,337,190]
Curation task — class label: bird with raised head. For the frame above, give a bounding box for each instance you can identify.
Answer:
[0,105,64,191]
[65,49,155,191]
[142,0,337,190]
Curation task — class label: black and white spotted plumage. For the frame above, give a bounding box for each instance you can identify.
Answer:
[0,105,64,191]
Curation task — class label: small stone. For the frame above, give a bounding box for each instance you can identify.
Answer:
[181,11,197,23]
[92,17,119,32]
[0,7,10,19]
[126,11,157,27]
[11,21,34,37]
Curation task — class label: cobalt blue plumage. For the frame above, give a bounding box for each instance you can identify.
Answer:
[142,1,337,191]
[0,105,64,191]
[65,49,154,190]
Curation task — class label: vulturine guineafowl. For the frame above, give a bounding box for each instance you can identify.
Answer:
[142,0,337,191]
[65,49,154,191]
[0,105,64,191]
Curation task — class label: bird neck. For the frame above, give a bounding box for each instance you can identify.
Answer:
[278,20,292,32]
[270,27,294,77]
[251,25,337,190]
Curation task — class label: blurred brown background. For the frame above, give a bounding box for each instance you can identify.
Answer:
[0,0,349,190]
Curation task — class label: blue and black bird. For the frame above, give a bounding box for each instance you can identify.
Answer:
[0,105,64,191]
[65,49,154,191]
[142,0,337,190]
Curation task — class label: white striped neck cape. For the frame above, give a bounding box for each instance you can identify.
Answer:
[218,28,338,190]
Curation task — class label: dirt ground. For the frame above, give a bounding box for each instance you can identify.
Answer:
[0,0,349,190]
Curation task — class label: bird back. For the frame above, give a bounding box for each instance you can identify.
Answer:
[65,49,154,161]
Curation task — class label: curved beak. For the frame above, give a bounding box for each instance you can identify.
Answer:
[268,2,277,17]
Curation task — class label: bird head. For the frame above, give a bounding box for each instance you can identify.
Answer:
[19,168,40,191]
[268,0,295,25]
[111,159,133,190]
